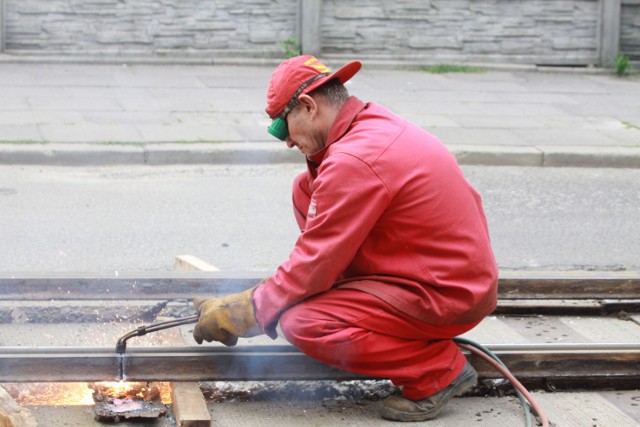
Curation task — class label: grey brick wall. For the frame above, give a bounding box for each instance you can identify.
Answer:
[321,0,600,65]
[4,0,298,57]
[1,0,638,65]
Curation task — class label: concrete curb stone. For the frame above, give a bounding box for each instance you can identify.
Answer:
[1,142,639,168]
[541,145,640,168]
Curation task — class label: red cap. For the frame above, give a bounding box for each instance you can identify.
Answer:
[265,55,362,118]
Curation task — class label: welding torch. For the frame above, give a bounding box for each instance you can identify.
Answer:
[115,314,200,354]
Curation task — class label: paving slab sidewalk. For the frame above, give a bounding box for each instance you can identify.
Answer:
[0,61,639,168]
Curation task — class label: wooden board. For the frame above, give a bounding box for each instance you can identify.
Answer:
[175,255,220,272]
[170,380,211,426]
[171,256,213,426]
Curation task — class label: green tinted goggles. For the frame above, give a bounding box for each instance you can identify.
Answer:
[268,117,288,141]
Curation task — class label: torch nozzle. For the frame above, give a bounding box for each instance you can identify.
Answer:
[115,341,127,354]
[115,314,200,381]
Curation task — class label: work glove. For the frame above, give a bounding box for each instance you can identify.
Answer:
[192,286,263,346]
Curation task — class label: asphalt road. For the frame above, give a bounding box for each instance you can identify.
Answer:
[0,164,638,273]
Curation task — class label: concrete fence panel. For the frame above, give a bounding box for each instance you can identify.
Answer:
[0,0,637,66]
[3,0,297,58]
[321,0,601,65]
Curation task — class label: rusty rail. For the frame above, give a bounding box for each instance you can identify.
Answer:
[1,272,638,316]
[0,271,639,300]
[1,343,639,388]
[1,272,639,389]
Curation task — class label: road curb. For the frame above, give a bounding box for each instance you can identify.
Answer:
[539,145,640,169]
[0,142,638,168]
[0,53,616,75]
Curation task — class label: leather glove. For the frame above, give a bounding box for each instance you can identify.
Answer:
[192,286,262,346]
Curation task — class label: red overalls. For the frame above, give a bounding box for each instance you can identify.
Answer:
[253,97,498,399]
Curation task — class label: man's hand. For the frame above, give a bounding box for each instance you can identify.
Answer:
[192,286,263,346]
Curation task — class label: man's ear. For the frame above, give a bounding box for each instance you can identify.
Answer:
[297,94,317,115]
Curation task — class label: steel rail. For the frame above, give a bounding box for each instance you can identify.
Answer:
[0,271,639,300]
[1,343,639,387]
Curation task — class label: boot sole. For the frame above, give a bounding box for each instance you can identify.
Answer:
[379,369,477,422]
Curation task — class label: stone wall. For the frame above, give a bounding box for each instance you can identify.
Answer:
[0,0,638,65]
[321,0,600,65]
[3,0,298,58]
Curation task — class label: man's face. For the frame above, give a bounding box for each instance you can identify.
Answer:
[284,101,325,156]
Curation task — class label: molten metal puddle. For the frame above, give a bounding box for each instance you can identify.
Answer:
[93,382,170,422]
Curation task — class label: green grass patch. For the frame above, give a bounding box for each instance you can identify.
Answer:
[278,37,301,59]
[0,140,44,145]
[616,54,632,77]
[420,64,485,74]
[622,121,640,131]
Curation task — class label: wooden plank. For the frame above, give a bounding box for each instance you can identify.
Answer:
[171,256,213,426]
[175,255,220,272]
[170,382,211,427]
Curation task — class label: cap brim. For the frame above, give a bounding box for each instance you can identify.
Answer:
[301,60,362,96]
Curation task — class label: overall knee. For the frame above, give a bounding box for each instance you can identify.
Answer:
[279,305,322,347]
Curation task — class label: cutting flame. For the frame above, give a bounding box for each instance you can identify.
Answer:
[94,381,172,404]
[4,383,95,406]
[4,382,172,406]
[94,381,141,399]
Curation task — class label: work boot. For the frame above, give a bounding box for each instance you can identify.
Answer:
[379,361,478,422]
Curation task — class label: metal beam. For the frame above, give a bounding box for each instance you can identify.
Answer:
[497,271,640,299]
[0,272,262,301]
[0,345,361,383]
[0,272,638,301]
[1,343,639,387]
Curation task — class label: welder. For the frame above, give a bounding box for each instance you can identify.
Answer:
[192,55,498,422]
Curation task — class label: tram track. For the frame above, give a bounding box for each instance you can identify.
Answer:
[1,342,639,389]
[0,272,639,389]
[1,270,638,301]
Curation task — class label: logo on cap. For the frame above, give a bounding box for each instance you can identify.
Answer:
[305,57,331,74]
